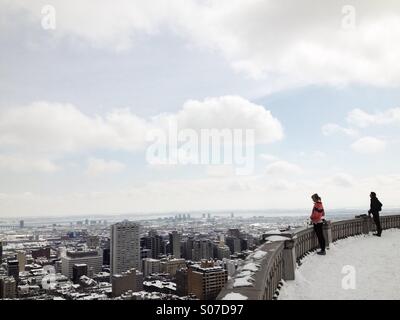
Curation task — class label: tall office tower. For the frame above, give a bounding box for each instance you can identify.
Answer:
[6,259,19,282]
[111,268,143,297]
[19,220,24,229]
[169,231,181,259]
[192,240,214,261]
[143,233,163,259]
[61,250,102,279]
[0,241,3,262]
[183,237,194,260]
[188,263,228,300]
[225,236,241,254]
[0,277,16,299]
[110,221,141,275]
[16,251,26,272]
[207,213,211,219]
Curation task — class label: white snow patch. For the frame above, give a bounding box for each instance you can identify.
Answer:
[222,292,248,300]
[233,275,254,287]
[242,262,259,272]
[266,235,289,242]
[253,250,268,259]
[237,270,253,277]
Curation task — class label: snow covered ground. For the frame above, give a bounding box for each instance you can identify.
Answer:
[279,229,400,300]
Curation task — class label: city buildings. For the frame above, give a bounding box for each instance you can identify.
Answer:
[142,258,161,277]
[187,261,228,300]
[0,277,16,299]
[86,235,100,249]
[110,221,141,275]
[111,268,143,297]
[6,259,19,282]
[169,231,181,258]
[225,236,241,254]
[16,251,26,272]
[160,258,186,277]
[61,250,102,279]
[72,264,88,284]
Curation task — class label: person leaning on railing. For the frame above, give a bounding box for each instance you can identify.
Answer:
[310,193,326,255]
[368,192,383,237]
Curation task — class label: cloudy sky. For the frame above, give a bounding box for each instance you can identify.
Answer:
[1,0,400,217]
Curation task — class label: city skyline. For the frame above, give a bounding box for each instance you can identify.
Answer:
[1,1,400,217]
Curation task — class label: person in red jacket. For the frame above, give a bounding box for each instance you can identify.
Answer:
[310,193,326,255]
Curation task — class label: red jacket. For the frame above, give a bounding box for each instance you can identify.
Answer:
[310,201,325,224]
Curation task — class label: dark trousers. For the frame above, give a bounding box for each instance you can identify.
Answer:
[371,212,382,235]
[313,223,326,251]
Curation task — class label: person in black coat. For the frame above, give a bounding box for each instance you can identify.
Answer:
[368,192,383,237]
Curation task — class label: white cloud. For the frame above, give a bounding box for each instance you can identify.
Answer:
[0,102,149,154]
[7,0,400,89]
[0,154,59,173]
[327,173,356,188]
[322,123,358,137]
[347,108,400,128]
[173,96,284,144]
[85,158,125,176]
[265,161,303,176]
[0,97,282,158]
[351,136,387,154]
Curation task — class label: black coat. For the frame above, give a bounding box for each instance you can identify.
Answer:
[369,197,382,214]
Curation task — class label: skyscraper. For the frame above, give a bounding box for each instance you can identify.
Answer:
[110,221,141,275]
[169,231,181,259]
[6,259,19,282]
[16,251,26,272]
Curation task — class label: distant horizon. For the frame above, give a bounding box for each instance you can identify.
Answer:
[2,206,400,221]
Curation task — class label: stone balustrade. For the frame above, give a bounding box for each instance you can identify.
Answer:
[217,214,400,300]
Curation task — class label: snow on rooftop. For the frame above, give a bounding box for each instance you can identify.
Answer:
[233,275,254,287]
[279,229,400,300]
[242,262,259,272]
[252,250,268,260]
[237,270,253,277]
[265,235,289,242]
[222,292,248,300]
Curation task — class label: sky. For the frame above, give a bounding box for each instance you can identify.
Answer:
[1,0,400,217]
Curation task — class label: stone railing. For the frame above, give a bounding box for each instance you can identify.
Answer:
[217,214,400,300]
